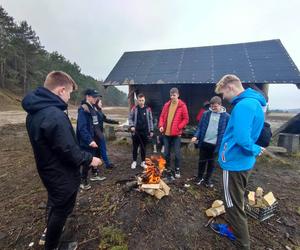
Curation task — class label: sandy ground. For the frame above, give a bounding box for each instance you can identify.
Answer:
[0,107,299,249]
[0,127,299,249]
[0,107,129,128]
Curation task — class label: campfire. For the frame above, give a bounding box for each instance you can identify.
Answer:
[141,156,166,184]
[137,155,170,199]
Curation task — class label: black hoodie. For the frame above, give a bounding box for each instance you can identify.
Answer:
[22,87,92,205]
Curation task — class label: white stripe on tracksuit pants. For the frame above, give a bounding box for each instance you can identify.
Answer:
[223,170,233,208]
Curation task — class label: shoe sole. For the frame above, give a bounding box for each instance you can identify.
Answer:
[39,239,45,246]
[90,178,106,181]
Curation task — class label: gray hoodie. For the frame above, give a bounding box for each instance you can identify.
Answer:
[203,106,226,145]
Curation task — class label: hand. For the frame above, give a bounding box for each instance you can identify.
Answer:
[149,132,154,137]
[159,127,164,133]
[90,157,102,167]
[191,137,197,143]
[89,141,98,148]
[259,147,266,156]
[96,99,102,109]
[131,127,135,132]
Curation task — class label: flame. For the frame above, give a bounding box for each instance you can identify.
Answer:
[142,156,166,184]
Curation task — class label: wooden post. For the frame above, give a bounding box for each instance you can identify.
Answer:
[104,125,116,141]
[261,83,269,100]
[128,85,135,111]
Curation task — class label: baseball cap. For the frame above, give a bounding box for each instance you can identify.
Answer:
[84,89,102,97]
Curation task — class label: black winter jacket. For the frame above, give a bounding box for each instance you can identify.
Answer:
[76,101,119,149]
[22,87,92,205]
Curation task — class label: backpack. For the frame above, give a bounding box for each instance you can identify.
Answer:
[256,122,272,147]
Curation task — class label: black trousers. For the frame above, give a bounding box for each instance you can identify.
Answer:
[198,142,216,181]
[163,136,181,171]
[45,191,77,250]
[132,131,148,161]
[80,147,99,180]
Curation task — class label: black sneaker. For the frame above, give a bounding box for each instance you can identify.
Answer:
[90,172,106,182]
[165,169,175,182]
[80,179,91,190]
[195,178,204,185]
[39,228,47,246]
[204,180,214,188]
[175,169,181,179]
[167,175,176,182]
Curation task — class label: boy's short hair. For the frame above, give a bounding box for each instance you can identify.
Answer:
[215,74,241,94]
[210,96,222,105]
[170,87,179,95]
[137,93,145,99]
[44,71,78,91]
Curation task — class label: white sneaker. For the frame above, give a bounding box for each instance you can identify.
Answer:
[161,146,165,153]
[90,175,106,181]
[131,161,137,169]
[175,170,181,179]
[140,161,146,169]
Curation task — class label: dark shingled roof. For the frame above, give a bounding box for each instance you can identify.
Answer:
[104,39,300,86]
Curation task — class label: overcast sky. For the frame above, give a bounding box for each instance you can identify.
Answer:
[2,0,300,109]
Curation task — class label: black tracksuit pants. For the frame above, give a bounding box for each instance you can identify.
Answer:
[132,131,148,162]
[223,169,252,250]
[45,191,77,250]
[198,142,216,181]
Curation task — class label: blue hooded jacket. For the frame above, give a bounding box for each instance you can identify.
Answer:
[218,88,266,171]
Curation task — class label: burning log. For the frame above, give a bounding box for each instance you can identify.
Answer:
[137,155,170,199]
[140,156,166,184]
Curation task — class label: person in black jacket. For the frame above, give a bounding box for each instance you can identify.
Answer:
[128,93,154,169]
[191,96,230,188]
[76,89,119,189]
[22,71,102,250]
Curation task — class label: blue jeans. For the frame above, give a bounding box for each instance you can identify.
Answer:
[163,136,182,171]
[97,137,110,167]
[80,138,111,180]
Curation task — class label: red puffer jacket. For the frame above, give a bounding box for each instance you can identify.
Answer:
[159,99,189,136]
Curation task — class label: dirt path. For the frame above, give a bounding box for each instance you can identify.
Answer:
[0,124,299,249]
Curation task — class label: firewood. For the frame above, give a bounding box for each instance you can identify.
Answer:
[141,184,160,189]
[248,191,256,206]
[205,205,225,217]
[159,179,170,195]
[154,189,166,199]
[143,188,156,196]
[256,187,264,197]
[263,192,276,206]
[212,200,223,208]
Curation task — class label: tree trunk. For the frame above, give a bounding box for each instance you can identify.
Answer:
[0,60,5,88]
[23,54,27,95]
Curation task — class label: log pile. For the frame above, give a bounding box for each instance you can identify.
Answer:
[247,187,277,208]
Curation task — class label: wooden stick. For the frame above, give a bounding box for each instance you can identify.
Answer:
[78,236,98,246]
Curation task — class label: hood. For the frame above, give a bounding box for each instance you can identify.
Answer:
[231,88,267,107]
[80,99,94,108]
[209,106,226,113]
[22,87,67,114]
